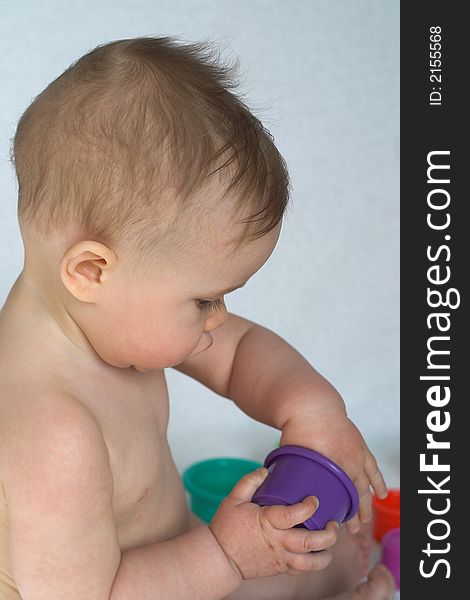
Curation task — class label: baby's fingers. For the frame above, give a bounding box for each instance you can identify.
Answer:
[365,452,388,499]
[283,520,339,554]
[346,513,361,534]
[263,496,319,530]
[285,547,333,574]
[353,473,373,526]
[229,467,269,505]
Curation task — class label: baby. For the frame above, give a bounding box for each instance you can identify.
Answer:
[0,37,395,600]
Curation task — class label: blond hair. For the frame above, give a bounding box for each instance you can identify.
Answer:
[10,36,290,265]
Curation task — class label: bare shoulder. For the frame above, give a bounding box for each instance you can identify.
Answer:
[0,390,121,599]
[0,318,113,470]
[0,387,112,489]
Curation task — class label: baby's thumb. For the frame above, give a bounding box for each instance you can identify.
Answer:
[264,496,319,530]
[229,467,269,505]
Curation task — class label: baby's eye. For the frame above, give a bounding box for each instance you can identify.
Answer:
[196,298,225,312]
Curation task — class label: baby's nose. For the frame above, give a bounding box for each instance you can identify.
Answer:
[204,305,228,331]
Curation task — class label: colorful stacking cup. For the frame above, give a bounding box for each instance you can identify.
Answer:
[372,488,400,542]
[252,445,359,530]
[183,457,262,523]
[380,527,400,590]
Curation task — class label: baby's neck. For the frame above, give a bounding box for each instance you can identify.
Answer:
[2,271,106,371]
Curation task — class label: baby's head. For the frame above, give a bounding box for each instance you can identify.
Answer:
[10,36,290,371]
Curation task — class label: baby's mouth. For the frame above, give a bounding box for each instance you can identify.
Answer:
[186,332,214,358]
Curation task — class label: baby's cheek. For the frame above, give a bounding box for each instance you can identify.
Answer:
[144,324,202,368]
[109,299,202,368]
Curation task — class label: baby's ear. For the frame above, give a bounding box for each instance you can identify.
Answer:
[60,241,117,302]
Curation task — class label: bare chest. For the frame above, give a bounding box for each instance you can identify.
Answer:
[77,369,191,551]
[0,363,191,554]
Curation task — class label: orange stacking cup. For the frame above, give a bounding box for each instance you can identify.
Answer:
[372,488,400,542]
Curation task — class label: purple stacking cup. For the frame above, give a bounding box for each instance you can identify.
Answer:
[380,528,400,590]
[252,445,359,530]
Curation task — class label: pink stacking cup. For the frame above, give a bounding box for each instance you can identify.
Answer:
[252,445,359,530]
[380,528,400,590]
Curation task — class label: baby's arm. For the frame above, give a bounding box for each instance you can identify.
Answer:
[174,312,344,427]
[2,396,241,600]
[175,312,387,530]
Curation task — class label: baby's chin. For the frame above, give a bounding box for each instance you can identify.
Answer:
[133,364,151,373]
[130,333,214,371]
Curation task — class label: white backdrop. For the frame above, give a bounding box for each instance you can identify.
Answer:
[0,1,399,487]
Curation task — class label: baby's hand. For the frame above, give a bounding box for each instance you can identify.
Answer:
[209,467,339,580]
[279,410,388,534]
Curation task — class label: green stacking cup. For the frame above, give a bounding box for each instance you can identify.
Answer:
[183,457,262,523]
